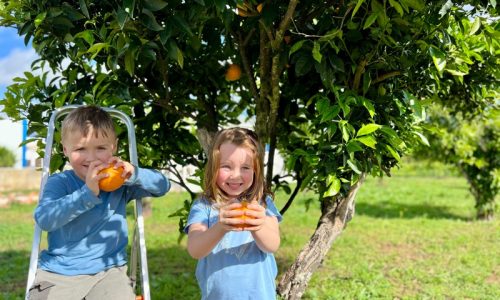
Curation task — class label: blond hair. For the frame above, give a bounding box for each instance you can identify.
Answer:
[203,127,269,205]
[61,105,116,143]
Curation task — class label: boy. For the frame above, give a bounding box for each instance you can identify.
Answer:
[28,105,170,300]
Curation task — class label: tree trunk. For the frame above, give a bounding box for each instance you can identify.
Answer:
[277,173,366,299]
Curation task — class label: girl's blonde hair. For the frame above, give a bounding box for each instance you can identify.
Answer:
[203,127,269,205]
[61,105,116,143]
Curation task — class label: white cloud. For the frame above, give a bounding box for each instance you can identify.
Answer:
[0,47,38,85]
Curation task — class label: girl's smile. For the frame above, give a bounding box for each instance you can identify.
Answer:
[216,142,255,199]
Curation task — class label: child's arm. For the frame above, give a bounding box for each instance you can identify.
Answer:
[244,202,281,253]
[35,174,102,231]
[110,157,170,197]
[187,202,245,259]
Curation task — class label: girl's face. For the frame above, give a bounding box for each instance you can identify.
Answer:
[216,142,255,200]
[62,127,117,181]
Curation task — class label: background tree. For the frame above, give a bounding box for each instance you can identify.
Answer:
[414,106,499,220]
[1,0,498,298]
[0,145,16,167]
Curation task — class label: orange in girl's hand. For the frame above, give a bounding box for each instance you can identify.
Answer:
[98,164,125,192]
[233,200,253,228]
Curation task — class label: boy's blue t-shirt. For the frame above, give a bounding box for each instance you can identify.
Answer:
[185,196,283,300]
[35,168,169,275]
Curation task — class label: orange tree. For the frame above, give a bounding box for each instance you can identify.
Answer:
[1,0,498,298]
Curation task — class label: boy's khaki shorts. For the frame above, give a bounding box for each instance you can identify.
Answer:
[28,265,135,300]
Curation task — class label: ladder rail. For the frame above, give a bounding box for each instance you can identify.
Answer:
[25,105,150,300]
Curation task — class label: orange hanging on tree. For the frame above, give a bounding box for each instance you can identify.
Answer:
[225,64,242,81]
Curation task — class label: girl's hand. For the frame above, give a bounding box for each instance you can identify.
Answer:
[106,156,134,180]
[218,201,246,231]
[241,200,266,231]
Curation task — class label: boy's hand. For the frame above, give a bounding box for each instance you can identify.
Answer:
[106,156,134,180]
[86,160,109,196]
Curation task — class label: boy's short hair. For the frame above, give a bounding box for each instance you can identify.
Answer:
[61,105,116,142]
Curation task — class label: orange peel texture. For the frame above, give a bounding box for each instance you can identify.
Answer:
[98,165,125,192]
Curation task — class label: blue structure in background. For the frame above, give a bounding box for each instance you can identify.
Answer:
[22,119,28,167]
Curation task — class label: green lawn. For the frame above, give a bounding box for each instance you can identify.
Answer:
[1,169,498,299]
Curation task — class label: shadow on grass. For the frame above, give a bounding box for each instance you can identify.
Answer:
[145,245,200,300]
[355,201,472,221]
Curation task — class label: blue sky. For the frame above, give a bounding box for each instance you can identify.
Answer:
[0,27,38,167]
[0,27,38,97]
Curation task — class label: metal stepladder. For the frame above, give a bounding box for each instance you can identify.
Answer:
[25,105,151,300]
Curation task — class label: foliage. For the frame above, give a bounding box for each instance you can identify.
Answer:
[414,106,499,219]
[0,145,16,167]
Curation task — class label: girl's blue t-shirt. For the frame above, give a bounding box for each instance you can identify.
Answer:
[185,196,282,300]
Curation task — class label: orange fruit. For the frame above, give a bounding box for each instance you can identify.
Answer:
[225,64,242,81]
[257,3,263,13]
[98,165,125,192]
[233,201,253,228]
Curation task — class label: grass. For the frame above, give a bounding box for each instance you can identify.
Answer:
[0,166,498,299]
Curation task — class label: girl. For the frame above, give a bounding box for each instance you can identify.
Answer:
[185,127,282,300]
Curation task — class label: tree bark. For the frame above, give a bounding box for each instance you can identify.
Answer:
[277,173,366,299]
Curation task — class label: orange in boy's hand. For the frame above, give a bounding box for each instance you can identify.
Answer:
[233,201,254,228]
[98,165,125,192]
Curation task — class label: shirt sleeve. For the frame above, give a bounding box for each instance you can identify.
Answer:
[34,173,101,232]
[124,167,170,200]
[184,199,210,234]
[264,195,283,223]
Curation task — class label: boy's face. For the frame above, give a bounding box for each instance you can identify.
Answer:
[216,142,255,199]
[62,127,117,181]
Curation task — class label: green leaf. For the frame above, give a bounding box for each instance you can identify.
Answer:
[75,30,94,45]
[414,131,430,146]
[357,124,381,137]
[295,55,313,76]
[469,17,481,35]
[289,40,305,57]
[172,15,194,36]
[340,121,351,142]
[117,7,129,30]
[401,0,425,11]
[347,159,362,174]
[352,0,366,19]
[363,13,378,30]
[125,49,135,76]
[356,135,377,148]
[141,9,163,31]
[312,42,322,63]
[429,45,446,73]
[176,47,184,68]
[79,0,89,18]
[34,12,46,27]
[123,0,136,16]
[347,140,364,154]
[385,144,401,162]
[389,0,404,16]
[144,0,168,11]
[325,175,341,197]
[361,98,376,118]
[321,105,340,123]
[87,43,108,59]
